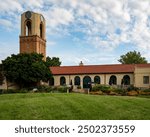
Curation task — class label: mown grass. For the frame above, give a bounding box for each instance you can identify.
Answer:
[0,93,150,120]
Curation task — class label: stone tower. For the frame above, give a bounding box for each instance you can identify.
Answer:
[20,11,46,60]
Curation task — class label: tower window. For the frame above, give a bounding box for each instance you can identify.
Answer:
[40,23,43,38]
[26,21,31,36]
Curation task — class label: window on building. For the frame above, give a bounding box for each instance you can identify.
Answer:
[109,75,117,85]
[26,21,31,36]
[40,23,43,38]
[60,76,66,85]
[94,76,101,84]
[143,76,149,84]
[122,75,130,85]
[74,76,80,86]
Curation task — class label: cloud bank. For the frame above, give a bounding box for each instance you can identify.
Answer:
[0,0,150,64]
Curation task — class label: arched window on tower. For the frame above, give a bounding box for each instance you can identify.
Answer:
[26,21,31,36]
[40,23,43,38]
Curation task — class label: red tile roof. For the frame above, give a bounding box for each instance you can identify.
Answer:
[50,64,150,75]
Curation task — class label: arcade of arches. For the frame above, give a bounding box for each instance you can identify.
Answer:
[49,74,132,89]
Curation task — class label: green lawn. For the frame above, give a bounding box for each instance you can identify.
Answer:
[0,93,150,120]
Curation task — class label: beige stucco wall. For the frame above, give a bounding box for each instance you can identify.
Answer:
[134,67,150,88]
[53,73,134,89]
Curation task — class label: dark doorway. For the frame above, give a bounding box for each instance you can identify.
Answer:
[83,76,91,88]
[60,76,66,85]
[123,75,130,85]
[74,76,80,86]
[109,75,117,85]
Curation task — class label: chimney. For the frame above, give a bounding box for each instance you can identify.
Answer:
[79,61,84,66]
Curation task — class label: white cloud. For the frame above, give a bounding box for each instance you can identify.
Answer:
[1,0,150,64]
[0,19,12,28]
[46,7,74,27]
[0,0,22,13]
[20,0,44,9]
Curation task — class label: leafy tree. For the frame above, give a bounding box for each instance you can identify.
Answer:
[46,57,61,66]
[0,64,4,85]
[118,51,148,64]
[2,53,52,88]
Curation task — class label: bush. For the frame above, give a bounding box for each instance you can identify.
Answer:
[143,88,150,92]
[77,85,81,89]
[57,86,68,93]
[113,88,126,95]
[0,89,29,94]
[36,85,53,93]
[127,85,139,91]
[0,89,3,94]
[92,85,112,93]
[36,85,69,93]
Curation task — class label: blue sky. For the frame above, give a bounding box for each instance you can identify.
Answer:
[0,0,150,66]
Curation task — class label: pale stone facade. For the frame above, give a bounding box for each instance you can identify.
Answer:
[134,67,150,88]
[50,66,150,89]
[52,73,134,88]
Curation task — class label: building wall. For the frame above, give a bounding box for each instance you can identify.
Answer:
[52,73,134,89]
[134,67,150,88]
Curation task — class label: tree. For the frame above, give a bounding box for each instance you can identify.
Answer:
[2,53,52,88]
[0,64,4,85]
[46,57,61,66]
[118,51,148,64]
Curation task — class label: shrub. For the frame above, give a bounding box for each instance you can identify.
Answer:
[0,89,31,94]
[77,85,81,89]
[57,86,68,93]
[143,88,150,92]
[127,85,139,91]
[0,89,3,94]
[92,85,112,93]
[113,88,126,95]
[36,85,53,93]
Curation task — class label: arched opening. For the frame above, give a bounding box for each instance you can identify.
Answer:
[26,20,31,36]
[60,76,66,86]
[94,76,100,84]
[122,75,130,85]
[83,76,91,88]
[49,77,54,86]
[40,23,43,38]
[74,76,80,86]
[109,75,117,85]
